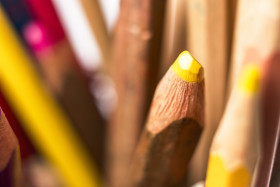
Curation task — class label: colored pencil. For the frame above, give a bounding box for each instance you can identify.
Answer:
[205,63,261,187]
[0,108,22,187]
[127,51,204,187]
[108,0,167,186]
[0,6,100,187]
[185,0,228,182]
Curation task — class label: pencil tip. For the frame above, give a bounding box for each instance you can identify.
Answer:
[171,51,203,82]
[238,64,260,94]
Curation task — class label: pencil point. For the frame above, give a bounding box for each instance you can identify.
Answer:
[172,51,203,82]
[238,64,260,94]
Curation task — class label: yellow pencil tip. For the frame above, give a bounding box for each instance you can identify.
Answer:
[171,51,204,82]
[238,63,260,94]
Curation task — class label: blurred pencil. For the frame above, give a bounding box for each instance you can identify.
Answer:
[0,108,22,187]
[127,51,204,187]
[79,0,110,66]
[205,64,261,187]
[0,6,100,187]
[23,22,106,174]
[185,0,228,182]
[108,0,167,185]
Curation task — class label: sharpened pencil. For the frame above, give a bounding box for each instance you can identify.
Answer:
[0,108,22,187]
[127,51,204,187]
[205,63,261,187]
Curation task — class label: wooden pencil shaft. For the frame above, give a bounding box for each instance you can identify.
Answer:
[108,0,167,185]
[127,54,204,187]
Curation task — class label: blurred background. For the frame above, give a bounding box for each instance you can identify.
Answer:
[0,0,279,187]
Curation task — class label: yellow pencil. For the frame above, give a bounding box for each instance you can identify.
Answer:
[0,6,100,187]
[205,64,261,187]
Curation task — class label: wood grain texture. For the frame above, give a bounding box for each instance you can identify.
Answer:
[0,109,22,187]
[108,0,167,186]
[185,0,227,183]
[126,67,204,187]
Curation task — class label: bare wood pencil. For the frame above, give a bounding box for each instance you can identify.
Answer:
[108,0,167,186]
[206,64,261,187]
[0,108,22,187]
[127,51,204,187]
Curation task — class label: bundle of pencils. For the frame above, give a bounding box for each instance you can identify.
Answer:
[0,0,279,186]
